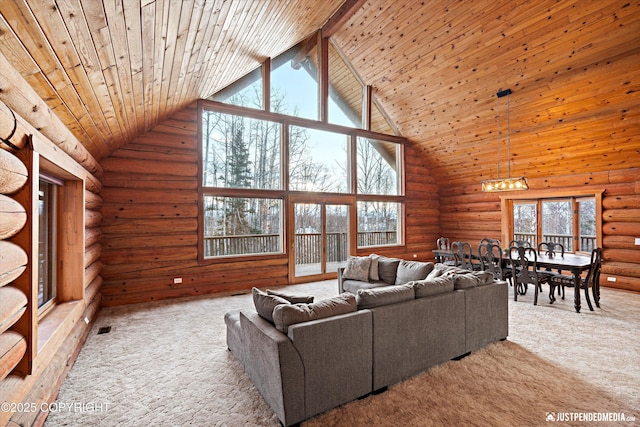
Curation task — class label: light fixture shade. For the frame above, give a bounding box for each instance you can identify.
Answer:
[481,177,529,192]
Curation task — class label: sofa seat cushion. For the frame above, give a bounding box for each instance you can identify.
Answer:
[342,279,388,294]
[356,284,415,309]
[395,260,435,285]
[272,293,357,333]
[410,275,455,298]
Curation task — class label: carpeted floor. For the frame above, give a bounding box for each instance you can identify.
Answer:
[45,282,640,427]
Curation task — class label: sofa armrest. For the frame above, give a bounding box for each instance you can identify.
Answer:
[337,267,346,293]
[460,280,509,352]
[287,310,373,419]
[240,311,305,426]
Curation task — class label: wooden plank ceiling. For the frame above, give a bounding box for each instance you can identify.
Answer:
[1,0,639,186]
[0,0,345,159]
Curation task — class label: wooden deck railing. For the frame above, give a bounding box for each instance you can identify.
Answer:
[204,231,397,258]
[513,233,596,252]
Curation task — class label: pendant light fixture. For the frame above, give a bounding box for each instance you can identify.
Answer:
[481,88,528,192]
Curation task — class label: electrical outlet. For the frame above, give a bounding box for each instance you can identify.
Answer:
[607,277,617,282]
[173,277,183,284]
[412,254,418,258]
[635,238,640,246]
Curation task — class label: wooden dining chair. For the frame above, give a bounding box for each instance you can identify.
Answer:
[479,241,512,284]
[508,246,554,305]
[509,239,532,249]
[435,237,455,265]
[537,242,565,258]
[548,247,602,310]
[452,241,478,271]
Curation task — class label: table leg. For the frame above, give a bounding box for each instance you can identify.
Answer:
[573,270,581,313]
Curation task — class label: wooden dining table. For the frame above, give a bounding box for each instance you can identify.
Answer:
[432,248,596,313]
[532,252,595,313]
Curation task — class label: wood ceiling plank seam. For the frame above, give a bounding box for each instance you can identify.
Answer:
[186,0,229,100]
[208,0,267,99]
[177,0,224,108]
[140,1,157,132]
[173,0,207,105]
[157,1,184,122]
[122,0,146,138]
[89,26,135,147]
[101,0,138,145]
[150,0,169,127]
[21,0,112,152]
[196,0,241,98]
[164,0,196,117]
[56,0,126,157]
[1,0,108,154]
[201,0,276,99]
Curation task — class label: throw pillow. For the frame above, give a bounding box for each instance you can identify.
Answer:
[272,293,357,334]
[443,271,480,289]
[369,254,380,281]
[395,260,435,285]
[377,257,401,285]
[356,284,415,309]
[252,287,290,323]
[411,275,455,298]
[267,289,314,304]
[473,271,495,286]
[343,256,372,282]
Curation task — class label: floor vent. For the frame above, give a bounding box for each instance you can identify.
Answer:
[97,326,112,335]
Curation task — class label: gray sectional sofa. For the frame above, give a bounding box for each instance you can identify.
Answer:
[225,258,509,426]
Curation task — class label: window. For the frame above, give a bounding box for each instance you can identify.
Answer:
[507,193,600,253]
[357,137,400,195]
[289,126,350,193]
[271,44,319,120]
[202,110,282,190]
[203,196,282,258]
[38,178,59,313]
[357,201,400,247]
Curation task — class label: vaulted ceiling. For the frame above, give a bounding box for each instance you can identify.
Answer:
[1,0,639,186]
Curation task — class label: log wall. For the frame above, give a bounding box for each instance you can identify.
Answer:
[0,75,102,426]
[438,168,640,292]
[99,103,441,306]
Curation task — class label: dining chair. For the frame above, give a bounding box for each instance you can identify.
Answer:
[452,241,479,271]
[509,239,532,249]
[538,241,565,257]
[508,246,555,305]
[480,237,501,246]
[548,247,602,310]
[435,237,455,265]
[479,241,512,284]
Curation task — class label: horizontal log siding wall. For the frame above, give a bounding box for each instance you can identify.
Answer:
[99,105,440,306]
[0,118,102,426]
[438,169,640,292]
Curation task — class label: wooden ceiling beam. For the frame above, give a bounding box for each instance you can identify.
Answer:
[321,0,368,38]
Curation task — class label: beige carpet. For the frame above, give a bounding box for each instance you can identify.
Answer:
[45,283,640,427]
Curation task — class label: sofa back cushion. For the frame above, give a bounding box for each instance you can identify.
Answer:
[272,293,357,333]
[267,289,314,304]
[252,288,290,323]
[411,275,455,298]
[395,260,434,285]
[443,270,495,289]
[377,256,401,285]
[356,284,415,309]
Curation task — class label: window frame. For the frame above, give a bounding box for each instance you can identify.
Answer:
[500,189,603,254]
[197,100,406,262]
